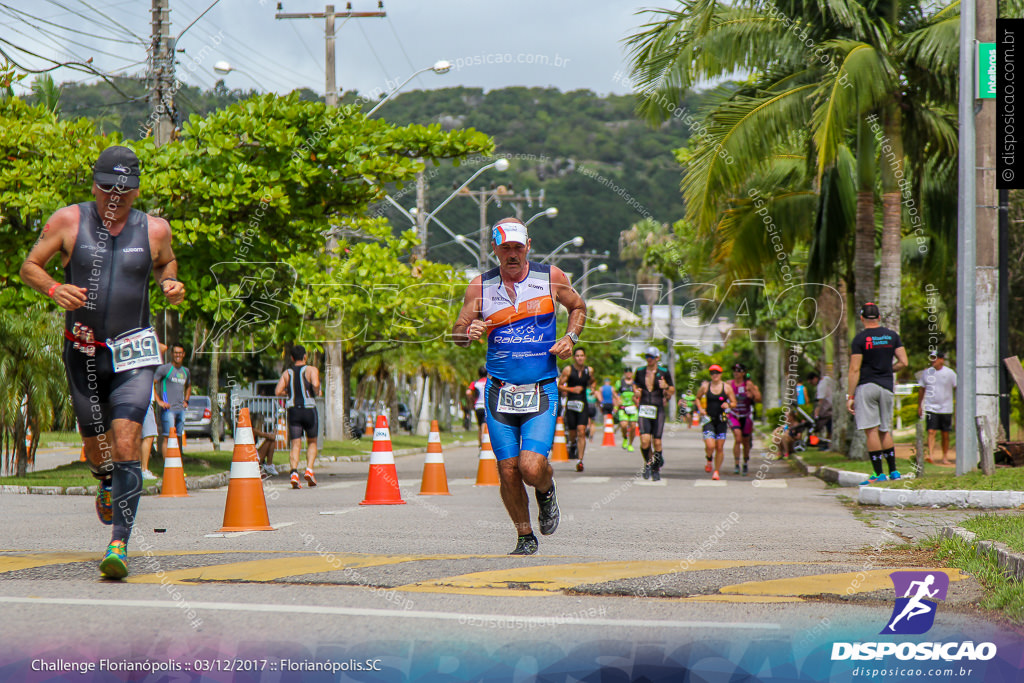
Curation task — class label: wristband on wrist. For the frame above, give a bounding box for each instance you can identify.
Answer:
[160,277,180,285]
[47,284,59,298]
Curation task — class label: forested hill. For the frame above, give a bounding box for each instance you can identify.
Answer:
[48,79,710,273]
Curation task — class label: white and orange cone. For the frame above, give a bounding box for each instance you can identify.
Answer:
[159,426,189,498]
[275,415,288,451]
[360,415,406,505]
[601,413,616,447]
[550,417,569,462]
[364,413,374,437]
[219,408,274,531]
[474,425,500,486]
[419,420,451,495]
[692,411,700,427]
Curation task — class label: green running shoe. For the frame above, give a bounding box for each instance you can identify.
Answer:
[99,540,128,579]
[95,480,112,526]
[626,444,634,452]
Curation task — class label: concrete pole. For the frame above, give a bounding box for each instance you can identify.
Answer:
[956,0,978,474]
[324,6,337,107]
[974,0,999,471]
[478,189,489,272]
[413,164,427,260]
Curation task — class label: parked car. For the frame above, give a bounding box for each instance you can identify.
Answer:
[184,395,225,441]
[397,402,414,434]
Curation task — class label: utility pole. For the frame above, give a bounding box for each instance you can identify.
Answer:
[150,0,175,146]
[275,4,386,106]
[412,163,427,260]
[458,188,538,271]
[965,0,1000,474]
[276,3,385,441]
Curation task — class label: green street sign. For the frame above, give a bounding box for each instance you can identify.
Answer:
[977,42,997,99]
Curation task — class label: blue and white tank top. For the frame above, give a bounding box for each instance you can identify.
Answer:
[481,262,559,384]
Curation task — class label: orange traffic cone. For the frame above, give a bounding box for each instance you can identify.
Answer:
[364,413,374,437]
[475,425,500,486]
[219,408,274,531]
[419,420,451,495]
[360,415,406,505]
[692,411,700,427]
[550,417,568,461]
[275,416,288,451]
[159,427,189,497]
[601,413,616,446]
[80,445,87,462]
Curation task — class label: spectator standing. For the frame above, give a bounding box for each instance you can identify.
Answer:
[917,351,957,465]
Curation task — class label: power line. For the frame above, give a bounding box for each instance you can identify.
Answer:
[0,37,137,99]
[0,2,141,44]
[39,0,140,42]
[384,15,419,82]
[0,6,143,61]
[75,0,147,42]
[355,18,390,87]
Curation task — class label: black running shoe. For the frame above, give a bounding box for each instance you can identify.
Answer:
[536,483,559,535]
[509,533,539,555]
[651,466,661,482]
[653,451,664,468]
[642,464,651,480]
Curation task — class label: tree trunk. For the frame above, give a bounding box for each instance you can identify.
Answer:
[832,278,852,454]
[764,340,781,411]
[854,117,877,324]
[209,340,222,450]
[878,103,904,332]
[324,341,347,440]
[416,374,432,436]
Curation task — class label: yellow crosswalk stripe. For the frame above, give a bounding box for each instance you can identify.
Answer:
[126,554,487,585]
[396,560,798,596]
[719,567,970,597]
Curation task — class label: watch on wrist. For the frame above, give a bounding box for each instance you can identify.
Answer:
[566,331,579,345]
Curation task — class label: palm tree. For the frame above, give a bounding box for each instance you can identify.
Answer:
[619,218,673,333]
[626,0,960,333]
[0,308,72,476]
[29,74,61,115]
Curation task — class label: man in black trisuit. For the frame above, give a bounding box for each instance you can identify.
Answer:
[20,146,185,579]
[635,346,675,481]
[558,347,595,472]
[275,345,322,489]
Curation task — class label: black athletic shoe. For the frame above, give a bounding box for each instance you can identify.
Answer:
[536,483,559,535]
[651,466,661,482]
[642,464,651,480]
[653,451,664,468]
[509,533,539,555]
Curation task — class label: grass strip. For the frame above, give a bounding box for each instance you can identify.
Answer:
[932,532,1024,624]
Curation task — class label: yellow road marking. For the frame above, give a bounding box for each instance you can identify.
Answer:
[396,560,798,595]
[0,550,242,574]
[720,568,971,597]
[126,554,487,585]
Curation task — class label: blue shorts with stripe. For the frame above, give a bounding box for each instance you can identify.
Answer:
[484,377,559,461]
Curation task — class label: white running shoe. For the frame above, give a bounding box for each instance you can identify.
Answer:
[141,469,158,481]
[263,463,279,476]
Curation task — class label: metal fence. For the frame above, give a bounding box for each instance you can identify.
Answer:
[228,395,326,449]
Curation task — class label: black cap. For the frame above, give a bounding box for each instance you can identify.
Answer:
[93,146,140,189]
[859,302,880,319]
[932,350,945,359]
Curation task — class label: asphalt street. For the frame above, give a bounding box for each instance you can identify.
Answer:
[2,421,1021,680]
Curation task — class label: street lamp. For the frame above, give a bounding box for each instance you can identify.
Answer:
[539,236,584,264]
[212,61,262,89]
[573,263,608,291]
[525,206,558,227]
[367,60,451,117]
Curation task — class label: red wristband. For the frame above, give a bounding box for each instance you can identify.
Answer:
[47,284,59,298]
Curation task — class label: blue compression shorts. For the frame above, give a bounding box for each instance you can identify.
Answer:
[484,377,558,461]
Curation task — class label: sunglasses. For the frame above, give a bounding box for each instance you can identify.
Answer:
[97,184,132,194]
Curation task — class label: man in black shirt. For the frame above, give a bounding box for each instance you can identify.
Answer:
[847,303,909,483]
[635,346,675,480]
[558,347,595,472]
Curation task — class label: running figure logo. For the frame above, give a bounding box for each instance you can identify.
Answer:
[882,571,949,635]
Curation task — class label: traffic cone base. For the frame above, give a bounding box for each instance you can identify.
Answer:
[475,424,500,486]
[420,420,451,495]
[361,416,406,505]
[159,428,189,498]
[219,408,274,531]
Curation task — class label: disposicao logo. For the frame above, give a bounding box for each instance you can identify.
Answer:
[831,571,997,662]
[883,570,948,635]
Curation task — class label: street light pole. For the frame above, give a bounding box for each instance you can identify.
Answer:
[538,236,583,264]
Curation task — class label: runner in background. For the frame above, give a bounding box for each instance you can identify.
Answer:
[696,364,737,481]
[613,368,638,452]
[635,347,675,481]
[728,363,761,476]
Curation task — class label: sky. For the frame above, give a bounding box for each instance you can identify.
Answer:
[1,0,659,100]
